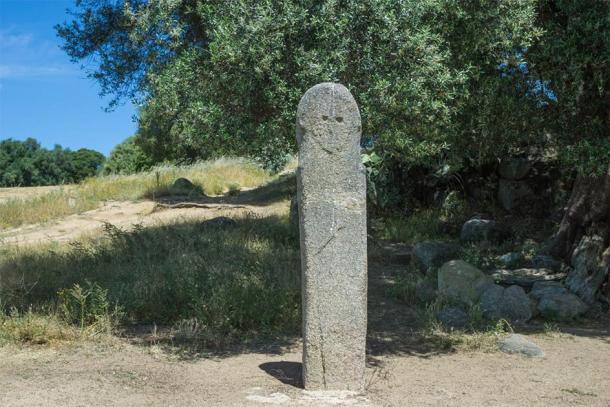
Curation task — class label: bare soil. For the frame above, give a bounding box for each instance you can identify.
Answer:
[1,185,609,406]
[0,199,286,245]
[1,328,609,406]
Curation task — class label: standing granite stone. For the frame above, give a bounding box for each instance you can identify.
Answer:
[296,83,367,391]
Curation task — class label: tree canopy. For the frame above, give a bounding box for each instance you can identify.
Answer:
[57,0,608,186]
[102,135,153,175]
[0,138,105,187]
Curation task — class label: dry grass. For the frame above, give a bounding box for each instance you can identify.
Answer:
[0,158,275,229]
[0,308,81,346]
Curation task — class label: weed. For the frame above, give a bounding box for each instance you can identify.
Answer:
[57,281,123,335]
[0,307,80,346]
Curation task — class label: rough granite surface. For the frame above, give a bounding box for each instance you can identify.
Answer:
[296,83,367,391]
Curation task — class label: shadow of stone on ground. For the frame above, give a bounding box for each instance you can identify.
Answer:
[259,361,303,388]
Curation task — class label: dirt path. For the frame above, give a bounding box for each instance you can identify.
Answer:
[1,327,609,406]
[0,199,287,246]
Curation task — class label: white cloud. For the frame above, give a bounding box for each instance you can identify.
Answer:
[0,31,33,49]
[0,64,76,79]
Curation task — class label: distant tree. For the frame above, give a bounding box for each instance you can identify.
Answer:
[71,148,106,180]
[102,136,152,175]
[0,138,106,187]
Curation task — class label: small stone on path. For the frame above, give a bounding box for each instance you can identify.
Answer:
[498,334,545,358]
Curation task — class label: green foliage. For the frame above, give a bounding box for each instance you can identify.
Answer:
[525,0,610,175]
[440,191,469,225]
[57,0,539,171]
[1,215,300,339]
[102,136,153,175]
[0,138,105,187]
[57,281,122,333]
[0,308,80,346]
[373,209,444,244]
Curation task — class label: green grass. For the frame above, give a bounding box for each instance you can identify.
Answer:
[0,213,301,346]
[0,157,275,229]
[373,208,445,244]
[0,308,81,346]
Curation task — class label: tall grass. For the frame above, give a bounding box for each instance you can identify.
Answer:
[0,214,301,345]
[0,158,274,229]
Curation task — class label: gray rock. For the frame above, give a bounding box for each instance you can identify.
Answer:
[498,179,533,211]
[460,218,499,242]
[438,260,494,305]
[479,284,532,322]
[497,252,524,269]
[498,334,544,358]
[437,307,469,330]
[529,255,564,273]
[566,235,609,305]
[297,83,367,391]
[491,268,566,287]
[538,293,588,321]
[529,281,567,301]
[172,177,196,191]
[412,241,460,273]
[498,158,531,180]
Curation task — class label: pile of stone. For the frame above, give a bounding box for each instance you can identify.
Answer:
[431,258,590,328]
[497,157,534,211]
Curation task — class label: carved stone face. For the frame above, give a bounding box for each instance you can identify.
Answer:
[296,83,361,157]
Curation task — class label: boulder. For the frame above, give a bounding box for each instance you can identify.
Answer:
[437,307,469,330]
[412,241,460,273]
[498,179,533,211]
[529,255,564,273]
[460,218,501,242]
[497,252,524,269]
[172,177,196,191]
[490,268,566,287]
[438,260,493,305]
[529,281,567,301]
[498,334,544,358]
[479,284,532,323]
[498,158,531,180]
[566,235,609,304]
[537,292,588,321]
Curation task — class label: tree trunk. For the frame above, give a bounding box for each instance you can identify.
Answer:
[547,165,610,261]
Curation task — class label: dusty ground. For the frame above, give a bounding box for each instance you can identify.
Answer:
[1,327,609,406]
[1,182,609,406]
[0,199,285,245]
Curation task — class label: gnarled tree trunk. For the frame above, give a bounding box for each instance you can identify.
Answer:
[547,165,610,260]
[547,164,610,304]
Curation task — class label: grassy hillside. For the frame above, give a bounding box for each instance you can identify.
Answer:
[0,158,276,229]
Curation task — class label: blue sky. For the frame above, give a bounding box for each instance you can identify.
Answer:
[0,0,137,156]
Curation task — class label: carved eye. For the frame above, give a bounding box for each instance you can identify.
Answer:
[322,115,329,121]
[335,117,344,123]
